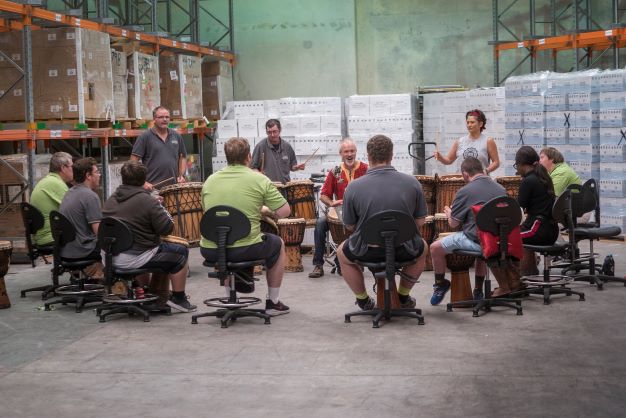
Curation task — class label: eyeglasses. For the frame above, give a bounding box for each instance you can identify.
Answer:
[155,116,170,119]
[513,162,519,169]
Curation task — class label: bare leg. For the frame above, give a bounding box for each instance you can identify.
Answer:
[520,248,538,276]
[166,263,189,292]
[399,239,427,290]
[337,242,366,295]
[430,240,447,275]
[266,239,286,288]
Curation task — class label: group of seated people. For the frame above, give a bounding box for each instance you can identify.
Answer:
[27,133,585,319]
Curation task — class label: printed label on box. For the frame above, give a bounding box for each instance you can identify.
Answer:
[48,34,56,41]
[173,110,180,116]
[48,69,58,77]
[170,71,178,81]
[67,68,76,76]
[14,89,22,96]
[11,53,20,61]
[68,104,78,112]
[67,32,75,40]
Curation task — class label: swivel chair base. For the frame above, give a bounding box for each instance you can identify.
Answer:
[447,278,523,317]
[96,294,172,322]
[516,274,585,305]
[191,296,271,328]
[345,306,425,328]
[44,283,105,313]
[20,283,61,300]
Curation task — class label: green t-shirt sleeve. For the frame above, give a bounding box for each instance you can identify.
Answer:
[263,179,287,211]
[47,180,68,206]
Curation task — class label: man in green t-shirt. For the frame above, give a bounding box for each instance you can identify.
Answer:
[200,137,292,316]
[539,147,581,196]
[30,152,74,245]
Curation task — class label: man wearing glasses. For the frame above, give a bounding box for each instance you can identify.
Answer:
[59,157,104,265]
[30,151,75,246]
[130,106,187,189]
[250,119,305,183]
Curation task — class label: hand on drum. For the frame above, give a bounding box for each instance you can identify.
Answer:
[331,199,343,207]
[177,175,186,183]
[443,205,452,218]
[260,205,276,220]
[143,181,154,191]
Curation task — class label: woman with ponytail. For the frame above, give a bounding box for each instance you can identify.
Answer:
[515,146,559,275]
[434,109,500,175]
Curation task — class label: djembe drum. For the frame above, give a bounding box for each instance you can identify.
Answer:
[0,241,12,309]
[260,215,278,236]
[436,175,465,213]
[496,176,523,199]
[272,182,287,200]
[327,207,351,245]
[415,175,437,215]
[285,180,316,226]
[277,218,306,272]
[433,213,460,237]
[438,233,474,303]
[419,216,435,271]
[159,182,203,246]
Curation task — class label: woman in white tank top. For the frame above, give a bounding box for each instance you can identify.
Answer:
[434,109,500,175]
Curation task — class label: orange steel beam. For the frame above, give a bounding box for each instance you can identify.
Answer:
[0,0,234,62]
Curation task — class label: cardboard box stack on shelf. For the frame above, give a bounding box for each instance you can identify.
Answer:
[0,28,115,122]
[202,60,234,121]
[345,94,416,174]
[0,154,51,257]
[214,96,344,179]
[504,69,626,233]
[421,88,505,176]
[110,49,128,120]
[127,52,160,120]
[159,54,203,120]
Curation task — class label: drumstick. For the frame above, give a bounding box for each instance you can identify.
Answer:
[152,177,175,189]
[260,152,265,173]
[435,130,440,154]
[302,147,320,166]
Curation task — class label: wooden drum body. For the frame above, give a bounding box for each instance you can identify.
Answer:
[0,241,12,309]
[327,207,351,245]
[419,216,434,271]
[433,213,459,237]
[415,175,437,215]
[277,218,306,272]
[159,182,203,246]
[496,176,523,199]
[438,233,474,303]
[285,180,316,226]
[436,175,465,213]
[260,215,279,236]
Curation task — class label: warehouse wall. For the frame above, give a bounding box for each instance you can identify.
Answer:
[231,0,358,99]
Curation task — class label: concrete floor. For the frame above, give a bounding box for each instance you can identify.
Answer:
[0,240,625,418]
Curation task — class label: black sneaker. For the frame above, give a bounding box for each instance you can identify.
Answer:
[265,299,290,316]
[166,295,197,313]
[355,296,375,311]
[399,295,416,309]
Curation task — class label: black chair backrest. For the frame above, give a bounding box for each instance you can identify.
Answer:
[200,205,251,245]
[583,178,600,226]
[49,210,77,248]
[360,210,416,247]
[98,217,134,256]
[566,184,596,223]
[20,202,45,236]
[474,196,522,261]
[553,189,574,232]
[475,195,522,236]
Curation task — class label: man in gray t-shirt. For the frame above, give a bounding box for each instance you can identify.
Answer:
[337,135,428,311]
[59,157,103,261]
[429,157,506,305]
[250,119,305,183]
[131,106,187,189]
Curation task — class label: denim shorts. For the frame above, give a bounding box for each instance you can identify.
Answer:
[439,232,481,254]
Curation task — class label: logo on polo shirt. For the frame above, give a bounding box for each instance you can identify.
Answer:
[463,147,479,159]
[172,140,178,145]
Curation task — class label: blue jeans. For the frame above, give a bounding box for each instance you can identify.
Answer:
[313,214,329,266]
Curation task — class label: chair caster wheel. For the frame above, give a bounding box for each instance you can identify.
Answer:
[418,318,425,325]
[44,305,51,311]
[446,304,452,312]
[579,295,585,301]
[143,317,150,322]
[344,316,351,323]
[99,317,106,323]
[516,308,523,316]
[472,311,479,318]
[191,318,198,324]
[264,318,271,324]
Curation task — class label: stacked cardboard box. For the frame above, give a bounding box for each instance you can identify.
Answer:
[201,60,233,120]
[345,94,416,174]
[111,49,128,120]
[0,28,114,122]
[127,52,160,120]
[159,54,203,119]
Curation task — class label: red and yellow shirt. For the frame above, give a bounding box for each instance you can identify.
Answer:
[321,161,368,200]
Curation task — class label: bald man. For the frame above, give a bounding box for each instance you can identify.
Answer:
[309,139,368,278]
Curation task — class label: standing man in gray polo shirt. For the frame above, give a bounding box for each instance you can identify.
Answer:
[337,134,429,311]
[250,119,305,183]
[131,106,187,189]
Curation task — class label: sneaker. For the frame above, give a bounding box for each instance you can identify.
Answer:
[355,296,375,311]
[399,295,416,309]
[473,288,484,301]
[265,299,290,316]
[308,265,324,278]
[430,280,451,306]
[167,295,197,313]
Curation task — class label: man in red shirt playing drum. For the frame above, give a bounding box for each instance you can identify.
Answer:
[309,138,368,278]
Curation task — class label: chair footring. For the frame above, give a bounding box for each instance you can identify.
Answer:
[191,308,271,327]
